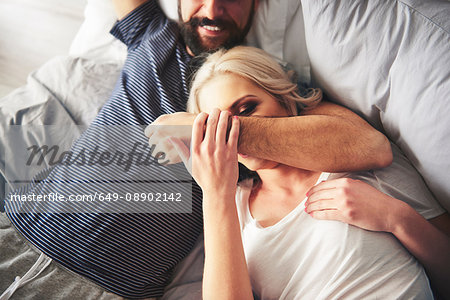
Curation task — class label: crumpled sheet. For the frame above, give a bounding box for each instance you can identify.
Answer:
[0,55,121,201]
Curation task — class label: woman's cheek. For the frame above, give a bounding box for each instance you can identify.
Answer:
[238,156,266,171]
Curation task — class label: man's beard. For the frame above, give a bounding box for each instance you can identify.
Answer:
[178,1,255,56]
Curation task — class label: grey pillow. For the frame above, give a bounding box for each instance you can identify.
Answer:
[302,0,450,211]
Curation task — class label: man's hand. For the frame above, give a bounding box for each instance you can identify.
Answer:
[144,112,196,164]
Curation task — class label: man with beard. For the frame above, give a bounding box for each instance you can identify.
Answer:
[0,1,392,299]
[178,1,255,56]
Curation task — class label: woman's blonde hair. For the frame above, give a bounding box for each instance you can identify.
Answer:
[187,46,322,115]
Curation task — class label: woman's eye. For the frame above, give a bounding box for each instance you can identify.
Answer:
[238,103,256,116]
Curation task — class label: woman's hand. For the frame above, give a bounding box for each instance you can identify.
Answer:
[305,178,450,297]
[173,110,251,300]
[171,109,253,300]
[171,109,240,199]
[304,178,405,233]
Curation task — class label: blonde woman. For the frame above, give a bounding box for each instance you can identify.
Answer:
[169,46,449,299]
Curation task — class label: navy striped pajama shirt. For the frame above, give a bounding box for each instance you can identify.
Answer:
[5,2,202,298]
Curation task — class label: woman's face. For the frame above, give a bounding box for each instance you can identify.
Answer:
[198,73,289,170]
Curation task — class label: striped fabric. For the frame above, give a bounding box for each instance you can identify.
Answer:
[5,2,203,298]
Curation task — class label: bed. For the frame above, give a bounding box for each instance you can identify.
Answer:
[1,0,449,298]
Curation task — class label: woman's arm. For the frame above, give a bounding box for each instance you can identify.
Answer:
[304,178,450,297]
[202,192,253,300]
[172,109,253,299]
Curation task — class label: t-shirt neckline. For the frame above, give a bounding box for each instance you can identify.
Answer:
[245,172,330,230]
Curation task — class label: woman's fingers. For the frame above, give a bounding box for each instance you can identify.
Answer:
[306,178,356,197]
[305,179,354,213]
[306,188,336,205]
[308,209,345,223]
[306,178,396,232]
[216,110,231,145]
[228,116,240,149]
[192,108,238,153]
[305,198,339,213]
[192,112,208,149]
[204,108,220,143]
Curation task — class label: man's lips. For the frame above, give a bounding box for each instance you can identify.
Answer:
[198,24,224,36]
[202,25,221,32]
[239,153,249,158]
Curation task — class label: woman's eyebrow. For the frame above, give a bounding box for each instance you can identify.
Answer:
[229,95,258,110]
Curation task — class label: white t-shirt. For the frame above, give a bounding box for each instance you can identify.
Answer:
[235,173,433,299]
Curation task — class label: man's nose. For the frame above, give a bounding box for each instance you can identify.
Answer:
[202,0,225,19]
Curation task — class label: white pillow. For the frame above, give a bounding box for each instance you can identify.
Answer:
[245,0,310,83]
[69,0,127,62]
[69,0,177,62]
[302,0,450,211]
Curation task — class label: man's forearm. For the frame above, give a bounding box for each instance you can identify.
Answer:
[237,102,392,172]
[148,102,392,171]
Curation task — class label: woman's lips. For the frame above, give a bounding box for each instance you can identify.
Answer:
[239,153,249,158]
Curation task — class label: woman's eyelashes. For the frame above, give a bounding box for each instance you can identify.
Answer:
[237,101,258,116]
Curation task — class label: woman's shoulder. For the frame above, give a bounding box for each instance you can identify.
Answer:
[235,179,254,228]
[236,179,253,207]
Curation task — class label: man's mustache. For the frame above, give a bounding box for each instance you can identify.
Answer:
[186,17,235,30]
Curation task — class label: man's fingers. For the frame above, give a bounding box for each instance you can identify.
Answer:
[192,112,208,148]
[147,134,166,153]
[169,137,190,168]
[144,124,154,137]
[147,136,178,163]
